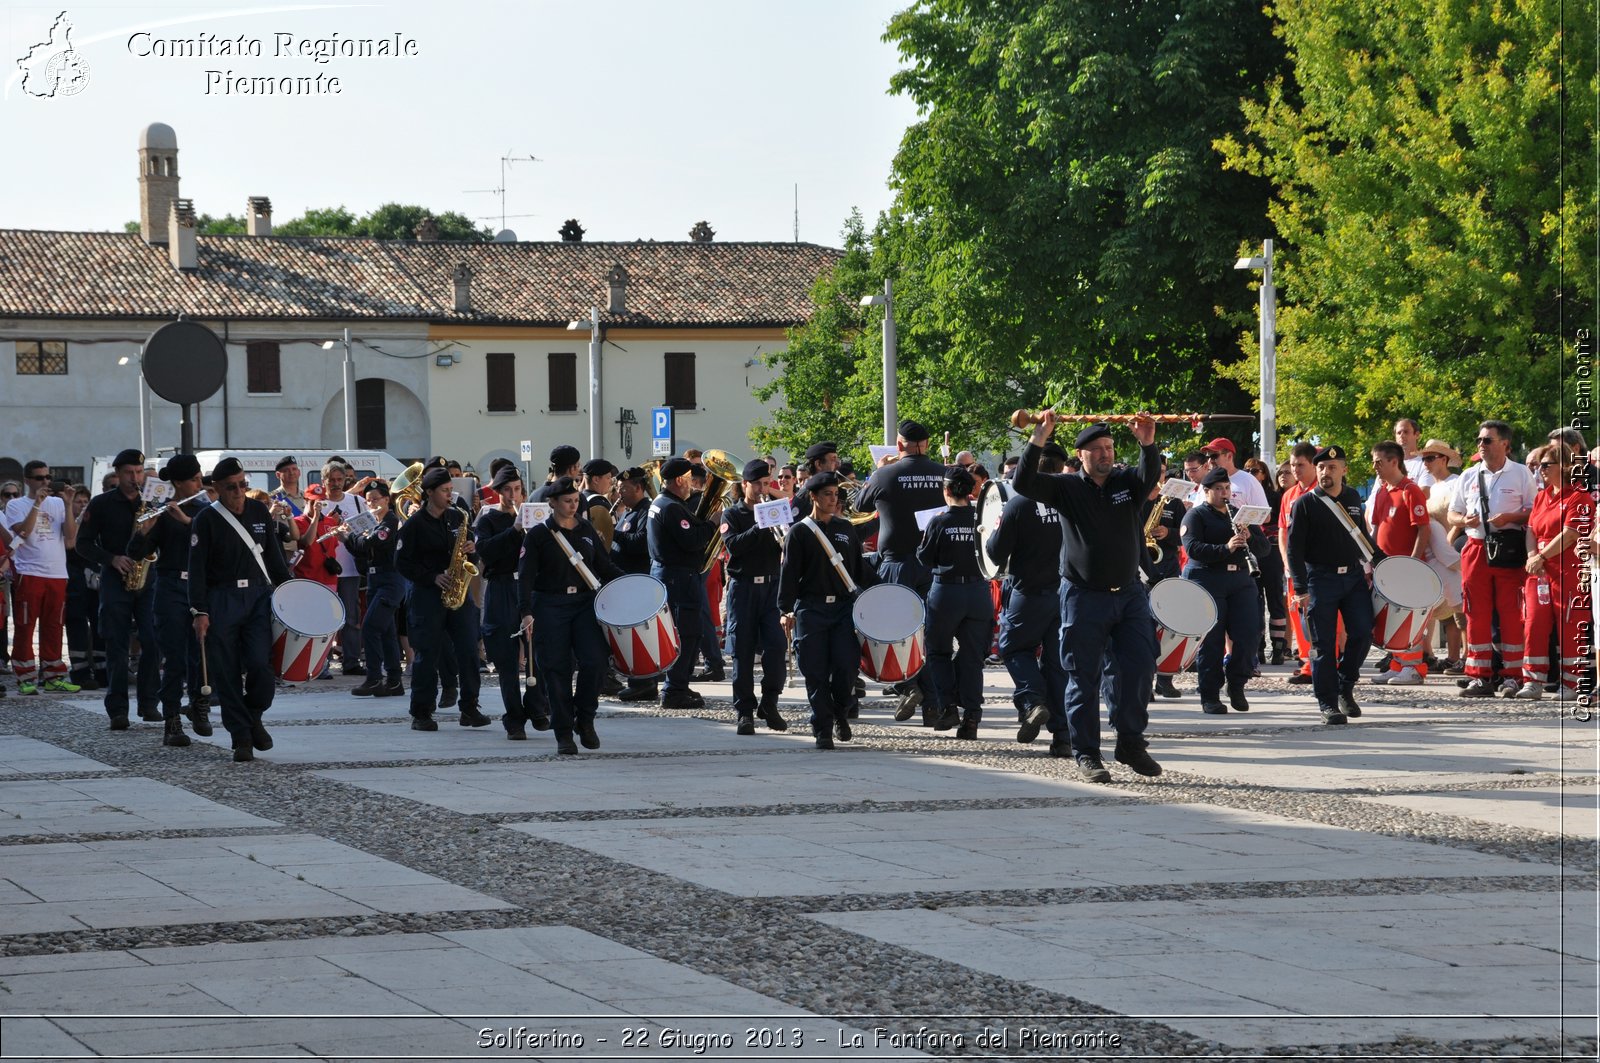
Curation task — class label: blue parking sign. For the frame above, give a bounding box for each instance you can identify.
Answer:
[651,406,673,457]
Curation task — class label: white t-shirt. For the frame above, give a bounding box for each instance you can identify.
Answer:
[1228,469,1269,510]
[1424,475,1460,566]
[1404,454,1435,488]
[2,496,69,578]
[321,492,368,574]
[1447,461,1537,540]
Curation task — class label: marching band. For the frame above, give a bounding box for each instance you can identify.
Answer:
[66,404,1534,782]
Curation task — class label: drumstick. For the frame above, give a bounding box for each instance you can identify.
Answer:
[198,632,212,698]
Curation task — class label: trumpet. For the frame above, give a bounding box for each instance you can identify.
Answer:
[134,489,211,526]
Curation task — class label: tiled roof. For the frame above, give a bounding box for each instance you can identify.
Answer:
[0,231,841,326]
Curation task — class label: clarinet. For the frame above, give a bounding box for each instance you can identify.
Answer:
[1226,503,1261,578]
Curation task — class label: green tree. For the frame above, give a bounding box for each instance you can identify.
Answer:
[121,213,246,235]
[356,203,490,242]
[274,206,358,237]
[880,0,1283,439]
[1217,0,1596,456]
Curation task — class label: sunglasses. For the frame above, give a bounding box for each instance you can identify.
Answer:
[218,480,247,492]
[1476,437,1498,445]
[1538,461,1560,468]
[1423,454,1446,461]
[0,492,17,500]
[26,474,49,482]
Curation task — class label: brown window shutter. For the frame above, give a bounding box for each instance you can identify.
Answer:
[664,352,695,409]
[486,352,516,412]
[548,352,577,412]
[246,341,281,393]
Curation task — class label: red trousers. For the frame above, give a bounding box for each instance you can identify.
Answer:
[1461,539,1526,681]
[11,573,68,682]
[1522,566,1590,691]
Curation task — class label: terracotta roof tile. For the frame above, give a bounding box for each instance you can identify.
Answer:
[0,231,841,326]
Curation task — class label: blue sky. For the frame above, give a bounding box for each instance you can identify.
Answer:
[1,0,919,244]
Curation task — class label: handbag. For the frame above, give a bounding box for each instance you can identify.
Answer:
[1476,469,1527,569]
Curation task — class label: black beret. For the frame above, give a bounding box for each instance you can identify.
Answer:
[549,445,581,470]
[803,441,838,463]
[582,458,617,478]
[897,419,930,442]
[660,456,694,480]
[1074,423,1112,448]
[363,481,390,497]
[546,475,580,498]
[1201,466,1231,488]
[424,455,448,470]
[1313,445,1347,464]
[159,454,201,482]
[210,457,243,481]
[690,463,708,478]
[742,459,772,482]
[488,457,515,477]
[112,448,145,469]
[802,471,841,496]
[490,465,522,490]
[420,467,452,491]
[1041,442,1069,462]
[275,455,298,471]
[619,466,649,483]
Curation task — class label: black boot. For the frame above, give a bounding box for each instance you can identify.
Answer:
[162,715,190,747]
[757,693,789,731]
[187,706,214,737]
[1270,638,1288,665]
[1227,680,1250,712]
[1153,674,1181,699]
[956,708,981,740]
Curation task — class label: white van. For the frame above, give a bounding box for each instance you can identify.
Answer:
[90,449,408,494]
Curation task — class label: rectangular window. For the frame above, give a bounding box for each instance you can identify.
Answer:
[246,341,281,394]
[664,352,696,410]
[53,466,85,487]
[547,352,577,412]
[355,377,386,450]
[486,352,516,412]
[16,341,67,375]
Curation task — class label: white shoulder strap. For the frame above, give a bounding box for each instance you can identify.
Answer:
[1313,491,1375,564]
[546,523,602,591]
[800,517,859,595]
[209,501,273,581]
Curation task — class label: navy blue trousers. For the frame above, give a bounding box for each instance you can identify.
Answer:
[727,576,785,715]
[1305,566,1374,707]
[925,581,992,716]
[98,574,160,717]
[361,571,405,682]
[152,570,201,715]
[1059,582,1156,756]
[794,597,857,731]
[652,563,703,691]
[531,591,607,739]
[407,583,481,718]
[998,582,1068,735]
[204,584,275,749]
[1185,567,1261,700]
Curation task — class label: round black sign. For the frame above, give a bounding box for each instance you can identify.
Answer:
[141,320,227,405]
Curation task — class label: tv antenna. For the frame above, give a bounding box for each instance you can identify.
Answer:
[464,152,540,232]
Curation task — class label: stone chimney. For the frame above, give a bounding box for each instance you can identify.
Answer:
[607,264,629,314]
[247,197,272,236]
[168,199,198,270]
[138,122,180,245]
[452,263,472,312]
[559,218,585,242]
[688,220,715,243]
[414,216,439,242]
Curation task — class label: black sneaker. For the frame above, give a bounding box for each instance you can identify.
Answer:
[1459,678,1495,698]
[1075,753,1112,783]
[410,715,439,732]
[1228,686,1250,712]
[1016,704,1048,744]
[557,736,578,755]
[458,707,493,728]
[109,712,130,731]
[232,745,254,762]
[736,714,756,736]
[1048,737,1074,758]
[692,667,726,683]
[373,678,405,698]
[506,729,527,741]
[932,708,959,731]
[618,685,660,702]
[1201,700,1228,715]
[350,678,384,697]
[1114,740,1162,777]
[528,709,552,731]
[439,686,459,709]
[814,731,835,750]
[1339,692,1361,718]
[661,688,704,709]
[1153,675,1182,699]
[137,704,163,722]
[758,697,789,732]
[834,717,852,742]
[577,721,600,749]
[248,718,273,750]
[1318,703,1347,725]
[893,687,922,721]
[1288,671,1313,685]
[162,717,190,748]
[955,721,978,740]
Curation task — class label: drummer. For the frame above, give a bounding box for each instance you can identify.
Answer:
[1181,467,1269,714]
[188,456,293,762]
[916,466,993,738]
[720,459,790,735]
[779,471,876,749]
[517,476,623,755]
[1140,459,1186,700]
[1368,439,1432,686]
[986,442,1069,751]
[1286,445,1382,724]
[475,465,550,739]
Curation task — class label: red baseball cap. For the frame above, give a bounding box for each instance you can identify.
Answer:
[1203,437,1236,455]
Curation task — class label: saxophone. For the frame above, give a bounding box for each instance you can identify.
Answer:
[1143,496,1167,566]
[125,499,157,592]
[439,509,478,610]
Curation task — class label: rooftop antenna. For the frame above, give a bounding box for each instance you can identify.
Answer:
[464,151,541,232]
[793,183,799,243]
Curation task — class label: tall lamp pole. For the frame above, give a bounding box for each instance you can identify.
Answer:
[1234,241,1277,465]
[567,308,603,459]
[323,328,357,450]
[860,279,896,446]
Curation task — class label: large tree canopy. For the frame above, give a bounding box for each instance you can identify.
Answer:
[124,203,491,241]
[1216,0,1595,454]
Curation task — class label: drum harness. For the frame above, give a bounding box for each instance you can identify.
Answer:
[1313,492,1377,569]
[547,525,603,593]
[799,518,859,599]
[209,500,273,585]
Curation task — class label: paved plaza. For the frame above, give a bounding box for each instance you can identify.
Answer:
[0,659,1594,1061]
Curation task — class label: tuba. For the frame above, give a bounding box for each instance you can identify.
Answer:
[389,462,426,520]
[697,450,741,574]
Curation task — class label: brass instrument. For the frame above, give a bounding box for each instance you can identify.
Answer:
[638,458,663,499]
[584,489,616,551]
[1144,494,1167,566]
[389,461,426,520]
[440,508,479,610]
[697,450,741,574]
[125,498,156,591]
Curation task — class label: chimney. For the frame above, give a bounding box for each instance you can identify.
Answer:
[452,262,472,312]
[247,196,272,236]
[414,215,439,242]
[688,220,715,243]
[137,122,180,245]
[168,199,198,270]
[607,264,629,314]
[559,218,585,242]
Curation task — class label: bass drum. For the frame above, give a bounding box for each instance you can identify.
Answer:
[594,573,681,679]
[1371,555,1442,651]
[1149,578,1217,675]
[270,579,346,682]
[853,583,927,683]
[975,479,1013,579]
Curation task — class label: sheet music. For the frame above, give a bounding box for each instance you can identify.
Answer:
[140,479,173,505]
[1231,504,1271,527]
[518,502,552,529]
[752,498,794,530]
[914,505,945,531]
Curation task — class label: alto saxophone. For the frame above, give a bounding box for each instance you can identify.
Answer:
[125,499,157,591]
[1143,496,1167,566]
[439,509,478,610]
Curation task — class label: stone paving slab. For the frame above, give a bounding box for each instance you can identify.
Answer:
[0,776,278,837]
[316,750,1106,815]
[0,733,114,776]
[0,927,911,1061]
[0,833,511,932]
[815,889,1598,1046]
[506,803,1554,897]
[1351,785,1600,838]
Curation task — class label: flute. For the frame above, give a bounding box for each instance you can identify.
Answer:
[134,490,210,525]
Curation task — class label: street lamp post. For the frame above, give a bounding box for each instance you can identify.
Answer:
[567,308,603,460]
[859,279,896,446]
[322,329,357,450]
[1234,241,1277,466]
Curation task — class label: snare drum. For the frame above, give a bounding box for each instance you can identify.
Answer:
[593,573,681,679]
[1149,578,1217,674]
[1370,556,1442,651]
[975,480,1013,579]
[853,583,927,682]
[270,579,346,683]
